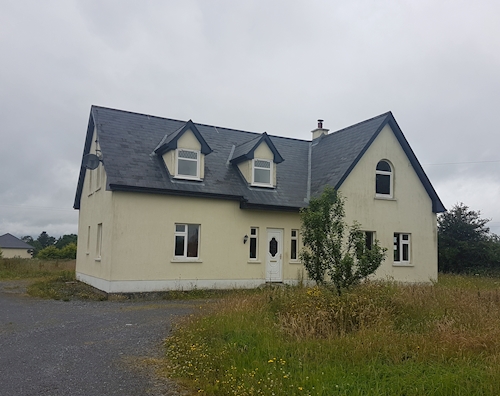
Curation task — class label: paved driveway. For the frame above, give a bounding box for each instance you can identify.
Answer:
[0,281,195,396]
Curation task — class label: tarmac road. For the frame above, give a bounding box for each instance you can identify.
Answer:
[0,281,195,396]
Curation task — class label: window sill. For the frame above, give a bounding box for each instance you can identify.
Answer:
[173,175,202,182]
[248,260,261,264]
[250,183,274,189]
[375,195,396,201]
[95,257,101,262]
[171,258,203,263]
[393,262,413,267]
[289,260,301,265]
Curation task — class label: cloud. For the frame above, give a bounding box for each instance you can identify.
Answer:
[0,0,499,238]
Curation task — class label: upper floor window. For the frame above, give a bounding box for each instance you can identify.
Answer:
[376,160,393,197]
[252,159,273,187]
[176,149,200,179]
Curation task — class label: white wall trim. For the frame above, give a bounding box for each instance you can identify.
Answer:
[76,272,304,293]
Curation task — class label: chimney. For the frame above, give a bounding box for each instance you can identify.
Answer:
[311,119,329,140]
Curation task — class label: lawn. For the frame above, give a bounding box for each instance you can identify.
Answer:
[163,275,500,395]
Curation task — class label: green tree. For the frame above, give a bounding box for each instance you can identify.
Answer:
[300,187,386,295]
[21,235,43,257]
[37,245,61,260]
[59,242,77,259]
[55,234,78,249]
[37,231,56,249]
[438,203,497,273]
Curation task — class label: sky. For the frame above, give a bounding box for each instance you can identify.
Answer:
[1,0,499,238]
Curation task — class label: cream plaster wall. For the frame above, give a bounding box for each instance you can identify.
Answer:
[106,192,304,283]
[76,127,114,283]
[1,248,32,258]
[338,125,438,283]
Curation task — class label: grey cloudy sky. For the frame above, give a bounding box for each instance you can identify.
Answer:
[1,0,499,238]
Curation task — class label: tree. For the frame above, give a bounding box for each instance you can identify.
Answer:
[21,235,42,257]
[438,203,498,273]
[37,231,56,249]
[55,234,78,249]
[300,187,387,295]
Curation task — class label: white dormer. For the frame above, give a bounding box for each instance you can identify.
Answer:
[154,120,212,181]
[230,132,284,188]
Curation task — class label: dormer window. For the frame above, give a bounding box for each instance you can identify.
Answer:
[252,159,273,187]
[176,149,200,179]
[376,160,393,198]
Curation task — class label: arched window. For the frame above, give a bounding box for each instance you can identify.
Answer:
[376,160,393,197]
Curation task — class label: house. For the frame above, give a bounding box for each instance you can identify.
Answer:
[0,233,33,258]
[74,106,445,293]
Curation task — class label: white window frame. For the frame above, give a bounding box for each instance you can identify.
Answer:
[249,227,259,261]
[394,233,411,265]
[375,160,393,198]
[174,224,200,260]
[251,158,273,187]
[175,149,200,180]
[290,229,300,262]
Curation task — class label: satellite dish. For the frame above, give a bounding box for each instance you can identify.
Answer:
[82,154,100,170]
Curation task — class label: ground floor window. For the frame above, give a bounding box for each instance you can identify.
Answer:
[394,233,410,263]
[175,224,199,259]
[364,231,374,250]
[96,223,102,259]
[291,229,299,260]
[249,227,258,260]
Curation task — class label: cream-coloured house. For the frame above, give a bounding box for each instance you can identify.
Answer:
[74,106,445,293]
[0,233,33,258]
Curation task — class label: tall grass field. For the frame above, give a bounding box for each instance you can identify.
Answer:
[164,275,500,395]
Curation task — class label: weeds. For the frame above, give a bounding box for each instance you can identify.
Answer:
[164,277,500,395]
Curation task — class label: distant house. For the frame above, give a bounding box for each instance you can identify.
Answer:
[0,233,33,258]
[74,106,445,293]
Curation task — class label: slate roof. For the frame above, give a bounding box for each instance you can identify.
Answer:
[0,233,33,250]
[74,106,445,213]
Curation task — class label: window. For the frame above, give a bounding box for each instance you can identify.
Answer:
[252,159,273,187]
[291,229,299,260]
[86,226,91,254]
[364,231,374,250]
[176,149,200,179]
[394,233,410,263]
[249,227,258,260]
[96,223,102,259]
[376,160,393,197]
[174,224,200,259]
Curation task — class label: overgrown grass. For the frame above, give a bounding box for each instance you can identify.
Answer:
[0,258,106,300]
[0,258,75,279]
[164,276,500,395]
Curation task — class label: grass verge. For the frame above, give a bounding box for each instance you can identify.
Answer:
[163,275,500,395]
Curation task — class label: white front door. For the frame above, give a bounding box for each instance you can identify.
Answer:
[266,229,283,282]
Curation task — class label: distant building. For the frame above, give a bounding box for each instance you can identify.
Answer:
[0,233,33,258]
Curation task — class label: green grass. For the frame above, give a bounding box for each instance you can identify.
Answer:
[163,277,500,395]
[0,258,106,300]
[0,257,76,279]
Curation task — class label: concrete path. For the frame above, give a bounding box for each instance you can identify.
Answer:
[0,281,195,395]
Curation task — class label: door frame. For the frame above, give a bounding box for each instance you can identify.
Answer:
[266,228,283,282]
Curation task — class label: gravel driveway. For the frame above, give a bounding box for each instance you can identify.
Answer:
[0,281,196,396]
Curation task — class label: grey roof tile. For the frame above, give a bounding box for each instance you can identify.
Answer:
[0,233,33,249]
[74,106,445,213]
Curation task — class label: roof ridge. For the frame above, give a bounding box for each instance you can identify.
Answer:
[90,105,311,142]
[323,112,392,139]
